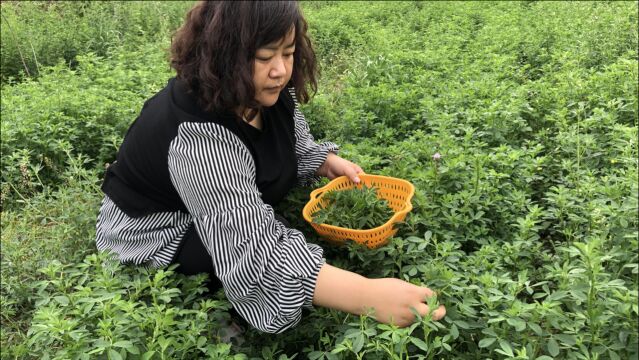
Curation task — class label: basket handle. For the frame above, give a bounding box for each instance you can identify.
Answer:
[309,188,324,200]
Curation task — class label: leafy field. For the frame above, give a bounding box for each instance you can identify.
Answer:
[1,1,637,359]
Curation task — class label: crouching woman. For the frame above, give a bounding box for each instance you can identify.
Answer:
[96,0,445,334]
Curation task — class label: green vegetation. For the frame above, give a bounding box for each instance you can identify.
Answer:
[312,186,395,229]
[0,1,191,82]
[1,1,637,359]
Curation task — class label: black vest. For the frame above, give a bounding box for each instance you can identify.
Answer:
[102,77,298,218]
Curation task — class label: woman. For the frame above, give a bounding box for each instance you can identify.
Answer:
[96,1,445,334]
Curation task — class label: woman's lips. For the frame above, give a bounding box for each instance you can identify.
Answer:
[265,85,281,92]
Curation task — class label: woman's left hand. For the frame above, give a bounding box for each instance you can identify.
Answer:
[316,152,364,183]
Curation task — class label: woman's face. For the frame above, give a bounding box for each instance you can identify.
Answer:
[253,27,295,107]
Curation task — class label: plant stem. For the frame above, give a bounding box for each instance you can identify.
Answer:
[1,12,31,77]
[474,156,481,196]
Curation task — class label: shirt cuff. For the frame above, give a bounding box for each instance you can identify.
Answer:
[301,243,326,308]
[298,142,340,186]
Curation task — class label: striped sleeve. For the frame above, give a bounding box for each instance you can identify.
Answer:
[95,195,192,268]
[167,122,325,334]
[288,88,339,186]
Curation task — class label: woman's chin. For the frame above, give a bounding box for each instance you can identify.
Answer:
[256,93,280,107]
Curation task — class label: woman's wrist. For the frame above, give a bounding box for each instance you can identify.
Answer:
[313,263,369,315]
[315,151,336,178]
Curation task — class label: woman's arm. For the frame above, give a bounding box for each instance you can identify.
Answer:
[168,122,325,334]
[313,263,446,326]
[289,89,341,186]
[286,90,363,184]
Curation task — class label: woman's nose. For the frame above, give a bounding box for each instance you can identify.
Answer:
[269,56,286,78]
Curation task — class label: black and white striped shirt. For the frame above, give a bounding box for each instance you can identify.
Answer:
[96,78,337,333]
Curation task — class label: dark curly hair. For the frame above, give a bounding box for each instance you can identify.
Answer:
[170,1,318,114]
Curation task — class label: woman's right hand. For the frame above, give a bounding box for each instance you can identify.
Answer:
[313,264,445,327]
[362,278,446,327]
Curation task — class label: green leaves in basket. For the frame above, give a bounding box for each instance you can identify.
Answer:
[312,185,395,230]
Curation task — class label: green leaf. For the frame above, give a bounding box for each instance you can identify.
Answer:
[528,322,543,335]
[308,351,324,360]
[498,339,514,357]
[408,266,417,276]
[325,353,339,360]
[487,316,506,324]
[608,350,621,360]
[352,334,365,353]
[570,289,587,302]
[54,295,69,306]
[108,349,123,360]
[197,336,207,348]
[478,338,496,348]
[454,320,470,329]
[126,345,140,355]
[506,317,526,332]
[142,351,156,360]
[93,339,110,349]
[545,291,567,302]
[344,328,360,338]
[547,338,560,357]
[410,337,429,352]
[481,328,498,337]
[113,340,133,348]
[535,356,553,360]
[555,334,576,346]
[449,324,459,339]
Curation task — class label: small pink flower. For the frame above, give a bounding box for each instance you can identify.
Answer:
[432,152,441,161]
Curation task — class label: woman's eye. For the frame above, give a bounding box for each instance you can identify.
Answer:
[255,53,293,62]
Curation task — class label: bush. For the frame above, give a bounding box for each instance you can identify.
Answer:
[24,253,245,360]
[1,45,174,208]
[1,155,101,357]
[0,1,192,82]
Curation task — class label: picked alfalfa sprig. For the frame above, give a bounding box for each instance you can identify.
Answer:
[312,184,395,230]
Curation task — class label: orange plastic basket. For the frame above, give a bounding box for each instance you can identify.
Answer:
[302,174,415,248]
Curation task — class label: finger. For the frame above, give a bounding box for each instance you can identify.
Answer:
[420,287,434,299]
[414,302,431,318]
[344,166,361,183]
[432,305,446,321]
[415,303,446,321]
